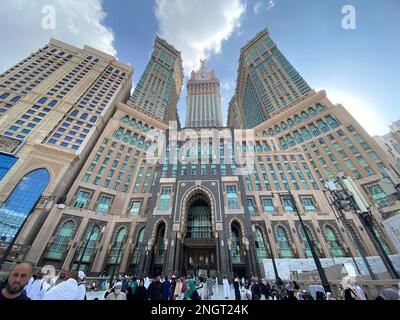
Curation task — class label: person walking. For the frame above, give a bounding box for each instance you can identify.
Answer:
[132,279,147,300]
[233,277,241,300]
[251,280,261,300]
[147,275,164,300]
[222,275,230,299]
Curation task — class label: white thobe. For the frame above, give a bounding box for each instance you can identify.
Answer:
[223,279,230,298]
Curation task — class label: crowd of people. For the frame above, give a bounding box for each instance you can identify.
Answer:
[1,262,400,301]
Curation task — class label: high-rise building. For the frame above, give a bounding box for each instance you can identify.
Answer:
[233,28,312,129]
[0,38,132,249]
[1,30,399,286]
[185,60,222,128]
[129,36,183,126]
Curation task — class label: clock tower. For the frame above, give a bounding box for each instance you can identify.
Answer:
[185,59,223,128]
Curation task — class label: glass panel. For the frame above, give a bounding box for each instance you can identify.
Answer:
[0,168,50,242]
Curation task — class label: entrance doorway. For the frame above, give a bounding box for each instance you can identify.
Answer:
[181,192,217,277]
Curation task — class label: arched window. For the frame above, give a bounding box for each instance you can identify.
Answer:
[11,96,21,103]
[268,128,275,136]
[262,130,268,137]
[46,221,75,259]
[122,131,131,144]
[0,93,10,99]
[301,111,309,119]
[326,115,340,129]
[153,223,166,264]
[294,115,302,123]
[113,128,124,140]
[293,131,303,144]
[287,118,294,127]
[131,228,145,264]
[308,123,321,137]
[281,122,287,130]
[109,227,126,263]
[227,185,239,209]
[298,226,315,258]
[93,58,99,63]
[48,100,57,107]
[316,103,326,112]
[0,168,50,243]
[279,137,288,150]
[74,225,101,269]
[317,119,329,133]
[37,97,48,104]
[286,135,296,148]
[70,110,79,117]
[274,125,281,133]
[324,226,345,257]
[231,223,243,263]
[80,113,88,120]
[89,116,97,123]
[301,127,312,140]
[122,115,129,123]
[276,226,294,258]
[255,228,268,260]
[308,107,317,115]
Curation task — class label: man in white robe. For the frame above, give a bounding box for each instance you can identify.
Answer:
[42,272,79,300]
[223,275,230,299]
[75,271,86,300]
[25,272,49,300]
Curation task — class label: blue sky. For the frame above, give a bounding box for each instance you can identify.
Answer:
[1,0,399,135]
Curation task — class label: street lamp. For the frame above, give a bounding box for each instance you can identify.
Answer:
[264,224,280,283]
[75,225,105,272]
[325,175,399,279]
[322,185,376,280]
[273,190,332,293]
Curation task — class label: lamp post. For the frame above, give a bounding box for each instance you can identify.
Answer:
[274,190,331,293]
[322,186,376,280]
[327,175,399,279]
[75,225,105,272]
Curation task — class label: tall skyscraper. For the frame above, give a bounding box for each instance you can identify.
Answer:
[0,38,132,247]
[233,28,312,128]
[129,36,183,125]
[185,60,222,128]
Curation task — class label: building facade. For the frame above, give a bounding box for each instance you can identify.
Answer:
[1,29,399,281]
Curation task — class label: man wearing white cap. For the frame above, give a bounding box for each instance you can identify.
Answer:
[76,271,87,300]
[105,282,126,300]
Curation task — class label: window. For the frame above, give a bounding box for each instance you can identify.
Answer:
[226,185,239,209]
[324,226,345,257]
[276,227,294,258]
[262,198,275,213]
[191,165,197,176]
[302,197,316,212]
[46,221,75,259]
[282,197,294,212]
[255,228,268,260]
[96,194,113,215]
[129,200,141,216]
[247,198,255,215]
[159,186,171,211]
[0,168,50,242]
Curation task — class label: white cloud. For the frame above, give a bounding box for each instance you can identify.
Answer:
[0,0,116,72]
[254,0,275,15]
[154,0,246,75]
[254,2,262,15]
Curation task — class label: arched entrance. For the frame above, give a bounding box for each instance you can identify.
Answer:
[181,191,217,277]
